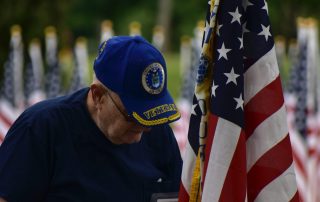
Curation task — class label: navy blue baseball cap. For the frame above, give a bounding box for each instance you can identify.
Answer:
[93,36,180,127]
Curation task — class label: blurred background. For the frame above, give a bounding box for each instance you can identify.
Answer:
[0,0,320,99]
[1,1,320,201]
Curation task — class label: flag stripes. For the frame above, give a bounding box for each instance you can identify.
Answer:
[202,117,243,201]
[243,47,279,104]
[179,0,298,201]
[244,76,284,139]
[246,105,288,171]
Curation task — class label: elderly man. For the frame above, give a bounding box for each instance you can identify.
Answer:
[0,36,182,202]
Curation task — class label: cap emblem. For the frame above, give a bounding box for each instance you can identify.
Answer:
[142,63,165,94]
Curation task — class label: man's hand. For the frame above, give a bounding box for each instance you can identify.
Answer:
[0,197,7,202]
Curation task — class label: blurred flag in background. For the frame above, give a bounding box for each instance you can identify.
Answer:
[25,38,46,106]
[68,37,90,93]
[0,25,25,144]
[285,17,320,202]
[44,26,61,98]
[172,21,204,157]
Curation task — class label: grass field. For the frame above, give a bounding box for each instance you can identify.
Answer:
[163,52,182,100]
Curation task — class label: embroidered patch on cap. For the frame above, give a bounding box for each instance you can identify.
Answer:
[142,63,165,94]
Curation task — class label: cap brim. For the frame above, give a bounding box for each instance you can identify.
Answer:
[120,90,181,127]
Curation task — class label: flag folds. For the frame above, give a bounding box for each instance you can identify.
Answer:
[179,0,299,201]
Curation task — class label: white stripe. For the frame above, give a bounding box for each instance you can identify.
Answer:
[246,104,288,171]
[307,134,318,149]
[181,140,197,195]
[293,164,307,201]
[289,130,307,165]
[244,46,279,104]
[255,163,297,202]
[290,131,307,201]
[0,120,10,143]
[0,99,20,122]
[0,115,11,135]
[202,118,241,202]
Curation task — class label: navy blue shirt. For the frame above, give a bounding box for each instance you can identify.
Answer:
[0,88,182,202]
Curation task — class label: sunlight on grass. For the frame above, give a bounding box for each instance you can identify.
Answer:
[163,52,182,100]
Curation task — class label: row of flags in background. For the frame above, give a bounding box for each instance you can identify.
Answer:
[0,3,319,200]
[0,20,169,144]
[283,18,320,202]
[0,25,91,142]
[173,20,204,157]
[100,19,166,52]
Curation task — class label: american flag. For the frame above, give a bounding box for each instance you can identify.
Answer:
[179,0,298,201]
[286,18,320,202]
[44,26,61,98]
[285,39,308,201]
[0,25,24,144]
[24,38,46,106]
[68,37,90,93]
[172,24,203,157]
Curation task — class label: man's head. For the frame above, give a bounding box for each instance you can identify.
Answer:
[93,36,180,128]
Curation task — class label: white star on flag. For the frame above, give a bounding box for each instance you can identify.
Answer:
[191,103,197,115]
[217,43,232,60]
[228,7,242,24]
[262,0,269,14]
[217,24,223,36]
[224,67,239,85]
[234,94,244,110]
[258,24,271,41]
[242,22,250,34]
[242,0,253,11]
[238,37,243,49]
[211,81,219,97]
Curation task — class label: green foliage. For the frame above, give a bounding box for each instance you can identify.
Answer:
[1,0,320,91]
[164,52,182,100]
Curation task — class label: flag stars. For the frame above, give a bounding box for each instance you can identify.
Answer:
[224,67,240,85]
[242,0,253,11]
[217,24,223,36]
[229,7,242,24]
[238,37,243,49]
[234,94,244,110]
[262,0,269,14]
[211,81,219,97]
[217,43,232,60]
[258,24,271,41]
[242,22,250,34]
[191,103,197,116]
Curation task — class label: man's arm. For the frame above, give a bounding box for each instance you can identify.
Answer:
[0,114,51,201]
[0,197,7,202]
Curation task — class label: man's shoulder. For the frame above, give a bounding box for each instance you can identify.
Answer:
[18,88,89,126]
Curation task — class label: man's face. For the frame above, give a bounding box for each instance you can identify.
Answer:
[94,86,151,144]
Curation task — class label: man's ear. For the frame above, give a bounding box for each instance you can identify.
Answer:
[90,84,105,106]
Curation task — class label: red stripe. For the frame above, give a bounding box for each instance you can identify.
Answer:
[202,113,218,187]
[0,132,4,142]
[247,135,293,201]
[244,76,284,139]
[219,130,247,201]
[178,182,190,202]
[289,191,300,202]
[0,111,13,127]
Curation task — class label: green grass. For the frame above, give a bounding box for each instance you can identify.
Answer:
[163,52,182,100]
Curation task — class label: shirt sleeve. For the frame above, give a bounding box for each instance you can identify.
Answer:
[164,124,183,190]
[0,112,52,201]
